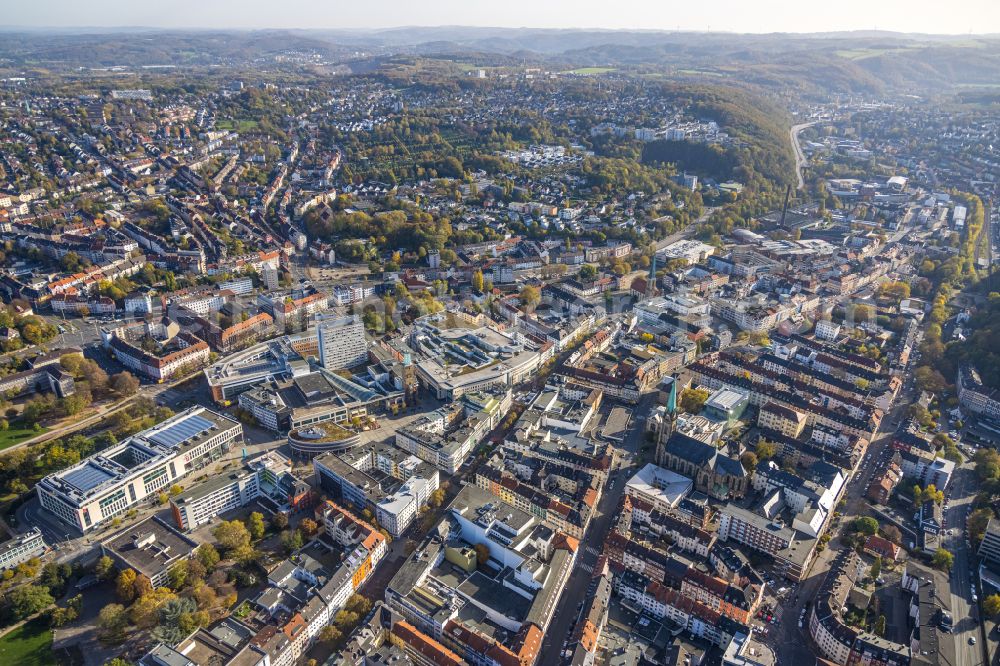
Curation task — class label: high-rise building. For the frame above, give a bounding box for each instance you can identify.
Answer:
[317,314,368,370]
[979,518,1000,565]
[262,265,280,290]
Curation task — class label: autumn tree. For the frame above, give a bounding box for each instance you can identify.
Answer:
[755,442,777,460]
[931,548,953,571]
[213,520,251,554]
[320,625,342,645]
[247,512,266,540]
[519,285,540,311]
[109,371,140,397]
[880,525,902,545]
[473,543,491,570]
[98,604,129,642]
[983,594,1000,618]
[116,569,138,603]
[679,388,709,414]
[299,518,319,538]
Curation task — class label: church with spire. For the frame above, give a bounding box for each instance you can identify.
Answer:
[629,251,660,300]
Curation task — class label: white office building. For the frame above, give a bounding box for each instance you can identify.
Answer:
[0,529,46,570]
[317,314,368,370]
[36,408,243,533]
[170,468,261,531]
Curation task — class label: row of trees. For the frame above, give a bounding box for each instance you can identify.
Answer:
[0,396,169,496]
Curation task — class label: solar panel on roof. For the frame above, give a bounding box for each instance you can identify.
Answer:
[148,415,214,448]
[64,464,116,493]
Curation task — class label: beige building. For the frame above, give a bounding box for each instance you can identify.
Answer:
[758,402,807,438]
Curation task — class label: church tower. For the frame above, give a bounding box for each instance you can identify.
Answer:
[654,374,678,466]
[646,251,659,298]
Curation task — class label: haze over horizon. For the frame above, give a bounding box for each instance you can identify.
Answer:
[5,0,1000,36]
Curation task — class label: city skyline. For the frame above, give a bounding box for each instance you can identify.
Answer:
[4,0,1000,35]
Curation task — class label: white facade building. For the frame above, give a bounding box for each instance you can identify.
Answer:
[317,314,368,370]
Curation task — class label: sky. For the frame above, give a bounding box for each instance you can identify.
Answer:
[3,0,1000,34]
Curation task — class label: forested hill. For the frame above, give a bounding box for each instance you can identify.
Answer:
[641,85,796,188]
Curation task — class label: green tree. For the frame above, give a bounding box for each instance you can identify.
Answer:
[196,543,220,571]
[873,614,886,637]
[870,556,882,581]
[968,508,994,545]
[853,517,879,536]
[168,562,188,591]
[755,442,777,460]
[7,585,54,620]
[578,264,598,282]
[281,529,303,553]
[94,555,116,581]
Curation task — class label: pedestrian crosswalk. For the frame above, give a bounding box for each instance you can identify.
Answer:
[577,563,593,574]
[585,545,601,556]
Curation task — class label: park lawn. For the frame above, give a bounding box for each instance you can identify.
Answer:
[0,617,57,666]
[0,425,48,452]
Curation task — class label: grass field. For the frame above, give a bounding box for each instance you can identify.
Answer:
[565,67,616,75]
[0,618,56,666]
[216,119,259,132]
[0,425,47,452]
[834,47,916,60]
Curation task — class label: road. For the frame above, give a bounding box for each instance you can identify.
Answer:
[946,463,987,666]
[790,122,817,190]
[773,379,907,664]
[536,393,654,665]
[773,325,925,665]
[651,206,720,252]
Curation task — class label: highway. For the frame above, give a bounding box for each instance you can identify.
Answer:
[790,122,817,190]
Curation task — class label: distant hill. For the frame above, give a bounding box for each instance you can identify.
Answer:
[0,27,998,95]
